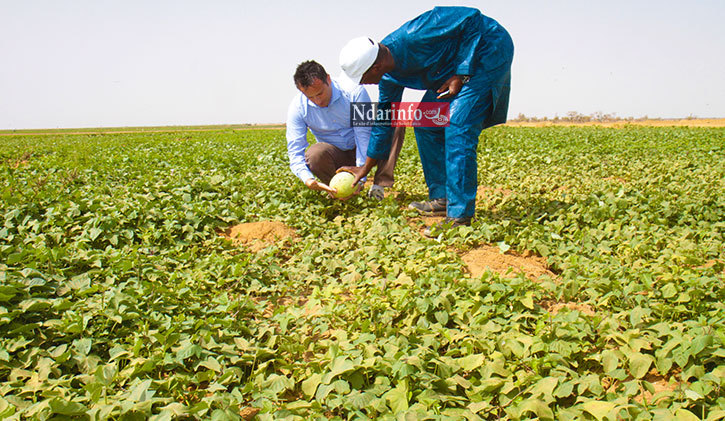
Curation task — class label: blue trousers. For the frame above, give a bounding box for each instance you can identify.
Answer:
[414,56,512,218]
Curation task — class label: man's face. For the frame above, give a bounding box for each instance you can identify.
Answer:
[298,75,332,107]
[360,65,385,85]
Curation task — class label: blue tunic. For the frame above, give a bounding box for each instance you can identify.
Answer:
[368,6,514,218]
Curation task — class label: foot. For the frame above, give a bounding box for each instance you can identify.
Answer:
[408,198,447,216]
[368,185,385,201]
[423,216,472,238]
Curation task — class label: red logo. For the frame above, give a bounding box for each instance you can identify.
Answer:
[391,102,450,127]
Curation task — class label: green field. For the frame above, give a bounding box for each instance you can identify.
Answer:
[1,126,724,420]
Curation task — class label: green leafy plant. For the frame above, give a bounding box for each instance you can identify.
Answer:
[1,126,723,419]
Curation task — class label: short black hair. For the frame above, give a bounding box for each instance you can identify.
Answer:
[293,60,328,88]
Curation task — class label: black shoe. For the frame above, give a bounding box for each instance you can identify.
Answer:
[408,198,447,216]
[423,216,472,238]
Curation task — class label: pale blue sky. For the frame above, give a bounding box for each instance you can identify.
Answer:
[1,0,724,129]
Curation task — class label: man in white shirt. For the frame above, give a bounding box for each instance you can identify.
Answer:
[285,60,403,200]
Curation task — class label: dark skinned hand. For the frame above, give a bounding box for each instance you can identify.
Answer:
[436,75,465,99]
[338,157,378,186]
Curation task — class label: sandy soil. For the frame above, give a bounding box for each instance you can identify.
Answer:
[221,221,298,252]
[461,244,556,281]
[506,118,725,128]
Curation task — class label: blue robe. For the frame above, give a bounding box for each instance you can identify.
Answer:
[367,7,514,218]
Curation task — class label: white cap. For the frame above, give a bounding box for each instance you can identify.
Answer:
[339,37,379,85]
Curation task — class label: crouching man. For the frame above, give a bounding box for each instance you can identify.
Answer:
[286,60,403,200]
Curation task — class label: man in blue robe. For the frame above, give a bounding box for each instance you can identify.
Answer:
[339,6,513,236]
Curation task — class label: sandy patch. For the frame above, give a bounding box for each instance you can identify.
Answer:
[222,221,298,252]
[240,407,261,420]
[461,244,555,281]
[506,118,725,128]
[634,370,685,404]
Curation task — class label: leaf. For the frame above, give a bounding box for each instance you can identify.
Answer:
[528,377,558,400]
[262,374,293,396]
[285,401,312,410]
[210,174,225,185]
[519,398,554,420]
[601,350,619,373]
[176,341,202,361]
[95,364,117,386]
[674,408,701,421]
[434,310,449,325]
[211,409,240,421]
[150,403,188,421]
[497,241,510,254]
[89,227,102,241]
[689,335,713,357]
[628,352,653,379]
[457,354,485,371]
[74,338,92,356]
[383,381,409,414]
[479,378,505,393]
[394,273,414,286]
[706,410,725,421]
[129,379,153,402]
[628,306,648,326]
[451,374,472,389]
[0,398,16,419]
[467,401,490,414]
[322,357,355,384]
[684,389,704,401]
[7,253,23,265]
[661,283,677,299]
[520,295,534,310]
[349,391,376,410]
[330,379,350,395]
[49,398,88,416]
[553,381,574,398]
[315,383,333,401]
[301,373,322,398]
[0,286,18,302]
[580,400,617,421]
[199,357,222,372]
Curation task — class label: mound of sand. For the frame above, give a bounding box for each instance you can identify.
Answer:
[461,244,555,281]
[222,221,298,252]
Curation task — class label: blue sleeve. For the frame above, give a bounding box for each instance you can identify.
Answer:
[285,98,314,182]
[367,77,404,161]
[351,86,372,167]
